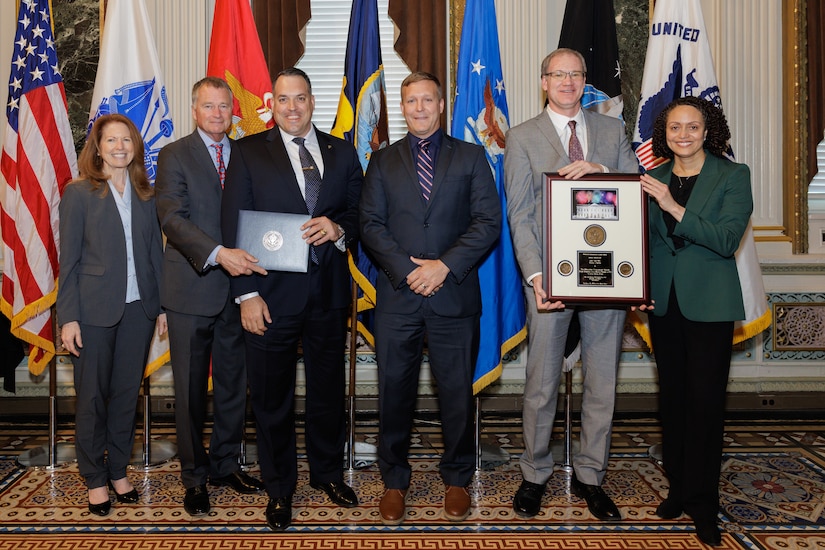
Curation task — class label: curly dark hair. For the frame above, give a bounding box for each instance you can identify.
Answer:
[651,96,731,159]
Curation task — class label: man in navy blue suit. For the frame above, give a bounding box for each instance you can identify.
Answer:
[221,68,362,532]
[360,72,501,525]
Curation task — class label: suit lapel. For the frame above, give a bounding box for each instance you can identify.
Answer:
[650,162,675,250]
[265,128,308,211]
[186,132,223,198]
[684,153,722,214]
[428,136,455,205]
[535,113,567,162]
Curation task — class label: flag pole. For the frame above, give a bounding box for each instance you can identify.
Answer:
[129,376,176,470]
[16,309,76,470]
[346,280,359,473]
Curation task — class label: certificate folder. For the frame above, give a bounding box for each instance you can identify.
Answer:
[236,210,310,272]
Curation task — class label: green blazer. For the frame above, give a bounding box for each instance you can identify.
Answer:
[648,152,753,322]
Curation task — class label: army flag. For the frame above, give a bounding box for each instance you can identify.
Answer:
[89,0,174,375]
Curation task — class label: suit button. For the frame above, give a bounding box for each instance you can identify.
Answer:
[424,223,430,228]
[671,252,676,256]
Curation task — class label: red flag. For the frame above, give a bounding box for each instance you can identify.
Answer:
[1,0,78,375]
[207,0,273,139]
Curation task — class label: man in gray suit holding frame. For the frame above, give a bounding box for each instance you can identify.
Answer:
[503,48,639,521]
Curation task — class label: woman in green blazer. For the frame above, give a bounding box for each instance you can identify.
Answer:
[639,97,753,547]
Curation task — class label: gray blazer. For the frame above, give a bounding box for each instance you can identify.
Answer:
[503,109,639,282]
[57,179,163,327]
[156,131,229,317]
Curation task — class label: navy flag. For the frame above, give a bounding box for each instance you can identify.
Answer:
[330,0,390,347]
[451,0,527,394]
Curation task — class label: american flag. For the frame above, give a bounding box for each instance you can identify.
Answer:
[0,0,78,375]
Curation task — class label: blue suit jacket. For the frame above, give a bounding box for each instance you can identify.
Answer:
[221,126,362,315]
[360,133,501,317]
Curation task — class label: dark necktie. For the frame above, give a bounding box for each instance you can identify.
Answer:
[417,139,434,201]
[568,120,584,162]
[211,143,225,188]
[293,137,322,264]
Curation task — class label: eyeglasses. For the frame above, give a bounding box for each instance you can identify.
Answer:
[542,70,586,81]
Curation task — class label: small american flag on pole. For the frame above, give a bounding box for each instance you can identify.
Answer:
[0,0,78,375]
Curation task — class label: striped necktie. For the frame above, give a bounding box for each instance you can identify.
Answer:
[417,139,434,201]
[293,137,322,264]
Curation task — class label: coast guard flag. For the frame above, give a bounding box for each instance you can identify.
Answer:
[558,0,624,118]
[631,0,770,345]
[89,0,174,375]
[207,0,273,139]
[330,0,390,347]
[451,0,527,394]
[1,0,78,375]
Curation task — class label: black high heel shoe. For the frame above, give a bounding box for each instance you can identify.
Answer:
[108,480,140,504]
[88,498,112,516]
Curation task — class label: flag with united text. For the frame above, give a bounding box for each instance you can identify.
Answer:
[1,0,78,375]
[631,0,770,345]
[451,0,527,394]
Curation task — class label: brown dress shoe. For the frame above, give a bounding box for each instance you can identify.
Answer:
[444,485,471,521]
[379,488,407,525]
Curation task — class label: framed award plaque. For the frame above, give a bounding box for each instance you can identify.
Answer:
[542,173,649,305]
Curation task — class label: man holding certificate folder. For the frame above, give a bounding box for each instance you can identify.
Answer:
[221,68,363,532]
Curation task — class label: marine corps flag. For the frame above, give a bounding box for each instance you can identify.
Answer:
[207,0,273,139]
[331,0,390,346]
[630,0,770,345]
[451,0,526,394]
[558,0,624,118]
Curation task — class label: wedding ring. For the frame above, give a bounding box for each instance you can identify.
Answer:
[321,229,327,236]
[421,284,427,289]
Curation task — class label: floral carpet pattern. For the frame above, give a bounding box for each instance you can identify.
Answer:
[1,418,825,549]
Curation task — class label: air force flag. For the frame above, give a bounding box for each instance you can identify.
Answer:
[88,0,174,184]
[452,0,527,394]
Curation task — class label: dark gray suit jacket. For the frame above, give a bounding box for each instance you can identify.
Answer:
[156,131,229,317]
[57,179,162,327]
[360,133,501,317]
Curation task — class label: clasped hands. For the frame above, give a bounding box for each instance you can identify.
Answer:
[406,257,448,297]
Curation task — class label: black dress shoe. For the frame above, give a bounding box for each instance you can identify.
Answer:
[655,497,683,519]
[108,480,140,504]
[88,499,111,516]
[183,484,211,516]
[309,480,359,508]
[513,480,546,518]
[571,475,621,521]
[694,518,722,546]
[210,470,264,494]
[265,496,292,532]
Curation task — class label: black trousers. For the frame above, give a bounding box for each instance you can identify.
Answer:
[650,287,734,522]
[245,267,348,498]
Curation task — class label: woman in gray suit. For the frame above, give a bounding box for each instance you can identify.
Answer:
[57,114,166,516]
[640,97,753,546]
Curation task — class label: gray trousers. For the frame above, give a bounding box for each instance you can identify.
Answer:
[519,287,625,486]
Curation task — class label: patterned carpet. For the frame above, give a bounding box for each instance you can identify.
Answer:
[1,417,825,549]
